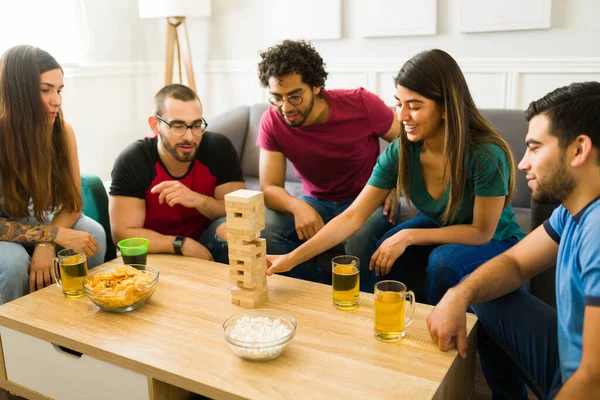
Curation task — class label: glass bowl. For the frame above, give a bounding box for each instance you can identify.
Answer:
[83,264,159,312]
[222,309,297,361]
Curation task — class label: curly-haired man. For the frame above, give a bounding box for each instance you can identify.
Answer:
[256,40,400,289]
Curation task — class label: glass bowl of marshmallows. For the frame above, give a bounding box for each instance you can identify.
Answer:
[222,309,297,361]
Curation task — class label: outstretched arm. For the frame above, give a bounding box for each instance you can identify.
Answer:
[267,185,390,275]
[427,225,558,357]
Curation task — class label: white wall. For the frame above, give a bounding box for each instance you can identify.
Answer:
[61,0,600,180]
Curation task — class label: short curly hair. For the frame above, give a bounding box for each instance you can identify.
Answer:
[258,40,328,88]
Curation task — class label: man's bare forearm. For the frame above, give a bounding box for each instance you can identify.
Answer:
[452,252,526,307]
[0,217,59,243]
[195,194,225,221]
[263,185,301,214]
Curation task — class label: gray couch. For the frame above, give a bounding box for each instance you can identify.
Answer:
[211,104,559,307]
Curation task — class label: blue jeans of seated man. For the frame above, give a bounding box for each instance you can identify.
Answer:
[471,289,561,399]
[373,214,519,305]
[263,195,395,291]
[0,214,107,305]
[197,216,228,264]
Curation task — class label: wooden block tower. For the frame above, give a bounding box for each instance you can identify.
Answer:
[225,189,268,308]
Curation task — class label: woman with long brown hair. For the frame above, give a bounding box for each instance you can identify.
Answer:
[266,49,525,304]
[0,45,106,305]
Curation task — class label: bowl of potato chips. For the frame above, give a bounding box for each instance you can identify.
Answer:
[83,264,159,312]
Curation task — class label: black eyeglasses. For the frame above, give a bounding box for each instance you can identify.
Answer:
[268,87,309,107]
[154,114,208,136]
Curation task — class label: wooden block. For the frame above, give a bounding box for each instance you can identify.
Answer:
[226,226,262,239]
[227,236,256,246]
[226,215,265,231]
[224,190,264,205]
[229,250,267,264]
[229,268,266,288]
[228,239,266,258]
[225,202,265,216]
[230,283,269,308]
[229,256,267,273]
[227,229,260,243]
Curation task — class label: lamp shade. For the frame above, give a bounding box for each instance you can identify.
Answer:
[138,0,211,19]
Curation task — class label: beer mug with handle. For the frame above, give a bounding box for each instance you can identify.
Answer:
[52,249,88,298]
[373,280,416,342]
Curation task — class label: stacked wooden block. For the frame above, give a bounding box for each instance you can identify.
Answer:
[224,189,268,308]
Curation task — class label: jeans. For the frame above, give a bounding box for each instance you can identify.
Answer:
[263,195,395,290]
[197,216,228,264]
[373,214,519,305]
[0,214,107,305]
[472,289,562,399]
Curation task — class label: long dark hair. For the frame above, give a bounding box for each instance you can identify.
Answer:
[0,45,81,221]
[395,49,516,224]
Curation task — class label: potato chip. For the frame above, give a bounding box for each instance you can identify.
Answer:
[84,265,156,309]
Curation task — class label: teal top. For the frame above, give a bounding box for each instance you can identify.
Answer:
[368,140,526,241]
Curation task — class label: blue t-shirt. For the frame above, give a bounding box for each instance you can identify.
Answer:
[544,197,600,382]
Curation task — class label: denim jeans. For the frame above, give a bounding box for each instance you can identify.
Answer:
[263,195,395,291]
[471,289,562,399]
[197,216,228,264]
[373,214,519,305]
[0,214,107,305]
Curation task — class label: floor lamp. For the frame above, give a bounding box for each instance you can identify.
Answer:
[138,0,212,92]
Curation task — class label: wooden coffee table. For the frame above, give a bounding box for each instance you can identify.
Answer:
[0,254,477,400]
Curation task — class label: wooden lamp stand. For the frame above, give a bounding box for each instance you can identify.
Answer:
[164,16,196,92]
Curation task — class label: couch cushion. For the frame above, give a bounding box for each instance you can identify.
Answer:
[210,105,249,158]
[480,109,530,209]
[244,176,304,198]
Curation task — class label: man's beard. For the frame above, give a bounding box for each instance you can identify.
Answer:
[159,132,198,162]
[279,93,315,127]
[532,156,576,203]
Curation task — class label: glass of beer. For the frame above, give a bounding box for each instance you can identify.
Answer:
[51,249,88,298]
[374,280,415,342]
[332,255,360,310]
[118,238,149,265]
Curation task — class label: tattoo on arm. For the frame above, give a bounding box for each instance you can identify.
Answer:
[0,218,60,243]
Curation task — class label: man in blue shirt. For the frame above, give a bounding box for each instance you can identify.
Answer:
[427,81,600,400]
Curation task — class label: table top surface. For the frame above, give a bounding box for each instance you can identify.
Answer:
[0,254,477,400]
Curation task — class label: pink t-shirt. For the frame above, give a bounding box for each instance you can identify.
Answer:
[257,88,394,202]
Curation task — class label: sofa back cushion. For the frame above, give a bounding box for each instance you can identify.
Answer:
[212,104,530,208]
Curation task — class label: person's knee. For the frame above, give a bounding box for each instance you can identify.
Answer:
[0,244,30,304]
[427,245,461,274]
[74,215,107,248]
[263,208,297,241]
[215,221,228,241]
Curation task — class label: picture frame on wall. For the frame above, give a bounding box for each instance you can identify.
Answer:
[459,0,552,33]
[358,0,437,37]
[271,0,342,41]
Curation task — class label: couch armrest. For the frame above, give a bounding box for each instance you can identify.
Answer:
[81,174,117,262]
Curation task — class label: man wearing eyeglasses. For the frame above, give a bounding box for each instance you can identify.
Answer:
[109,84,245,263]
[256,40,401,289]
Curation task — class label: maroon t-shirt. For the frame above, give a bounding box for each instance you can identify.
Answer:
[256,88,394,201]
[110,133,244,238]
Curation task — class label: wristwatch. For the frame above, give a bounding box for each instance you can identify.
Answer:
[173,236,186,255]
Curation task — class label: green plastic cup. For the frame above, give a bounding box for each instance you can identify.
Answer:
[118,238,149,266]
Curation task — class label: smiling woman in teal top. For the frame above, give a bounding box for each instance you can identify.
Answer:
[266,49,525,303]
